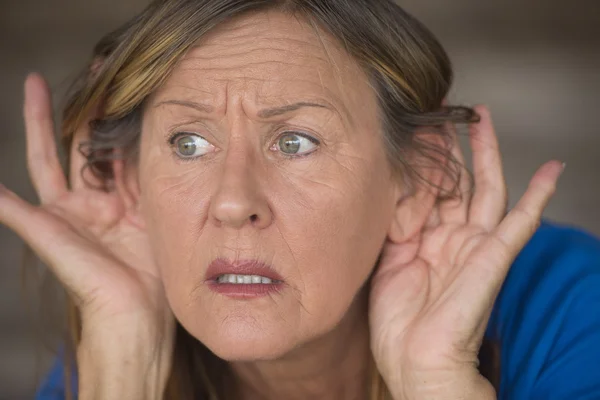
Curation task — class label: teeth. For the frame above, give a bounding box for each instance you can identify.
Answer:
[217,274,276,284]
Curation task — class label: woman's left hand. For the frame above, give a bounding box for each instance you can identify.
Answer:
[369,105,564,399]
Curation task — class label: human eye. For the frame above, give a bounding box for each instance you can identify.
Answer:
[272,131,320,157]
[168,132,214,159]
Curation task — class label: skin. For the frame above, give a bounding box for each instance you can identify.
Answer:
[135,11,398,398]
[0,9,563,400]
[142,8,393,365]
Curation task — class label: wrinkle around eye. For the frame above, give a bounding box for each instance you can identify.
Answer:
[150,167,211,204]
[271,147,373,197]
[269,161,345,212]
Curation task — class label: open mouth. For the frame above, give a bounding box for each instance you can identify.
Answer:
[206,259,284,298]
[215,274,282,285]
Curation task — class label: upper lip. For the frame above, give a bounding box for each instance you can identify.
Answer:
[205,258,284,282]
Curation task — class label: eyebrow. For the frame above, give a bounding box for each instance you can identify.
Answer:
[257,102,329,118]
[154,100,214,113]
[154,99,330,118]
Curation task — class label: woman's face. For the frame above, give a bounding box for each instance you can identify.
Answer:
[138,10,401,360]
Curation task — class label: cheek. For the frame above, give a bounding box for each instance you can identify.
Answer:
[136,131,397,357]
[138,159,214,301]
[267,153,396,325]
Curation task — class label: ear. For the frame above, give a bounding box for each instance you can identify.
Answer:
[113,156,144,229]
[387,132,448,243]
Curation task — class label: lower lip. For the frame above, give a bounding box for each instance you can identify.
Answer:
[207,281,283,299]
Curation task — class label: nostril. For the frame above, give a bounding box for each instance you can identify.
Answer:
[250,214,258,223]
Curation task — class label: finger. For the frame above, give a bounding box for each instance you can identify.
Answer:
[468,106,508,230]
[0,183,106,301]
[0,184,73,272]
[438,121,470,223]
[494,160,564,255]
[24,74,68,203]
[449,161,563,321]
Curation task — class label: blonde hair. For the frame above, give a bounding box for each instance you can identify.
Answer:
[58,0,487,398]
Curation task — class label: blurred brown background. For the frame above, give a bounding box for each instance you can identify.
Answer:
[1,0,599,398]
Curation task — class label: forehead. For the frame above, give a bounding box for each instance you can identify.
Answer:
[153,10,374,113]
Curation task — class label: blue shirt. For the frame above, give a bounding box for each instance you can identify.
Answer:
[36,222,600,399]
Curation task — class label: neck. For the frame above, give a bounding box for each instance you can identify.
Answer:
[231,289,372,400]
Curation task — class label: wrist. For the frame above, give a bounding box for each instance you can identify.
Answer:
[383,366,496,400]
[77,319,174,400]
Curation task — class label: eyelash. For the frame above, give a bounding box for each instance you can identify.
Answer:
[166,130,321,161]
[274,131,320,159]
[166,131,195,145]
[166,131,205,163]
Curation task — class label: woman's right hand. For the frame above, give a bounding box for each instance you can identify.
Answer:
[0,74,173,398]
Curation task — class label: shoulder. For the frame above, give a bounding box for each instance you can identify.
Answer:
[489,220,600,334]
[487,221,600,399]
[35,350,77,400]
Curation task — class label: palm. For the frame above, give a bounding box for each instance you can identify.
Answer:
[43,188,161,317]
[371,224,496,368]
[368,106,563,393]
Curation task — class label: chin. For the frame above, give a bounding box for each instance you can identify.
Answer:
[193,314,299,362]
[210,342,289,362]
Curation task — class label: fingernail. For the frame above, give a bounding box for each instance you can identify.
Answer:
[553,162,566,181]
[559,162,567,177]
[476,104,489,116]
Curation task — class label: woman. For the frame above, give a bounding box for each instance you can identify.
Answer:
[1,0,599,399]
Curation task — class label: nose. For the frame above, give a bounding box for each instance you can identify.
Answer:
[209,147,272,230]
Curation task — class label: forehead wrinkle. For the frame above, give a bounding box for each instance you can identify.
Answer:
[151,80,215,106]
[152,99,214,114]
[178,37,332,74]
[192,37,329,60]
[153,81,216,102]
[200,9,320,43]
[303,17,360,125]
[155,12,369,128]
[208,47,331,67]
[188,11,346,74]
[157,65,355,126]
[178,60,327,76]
